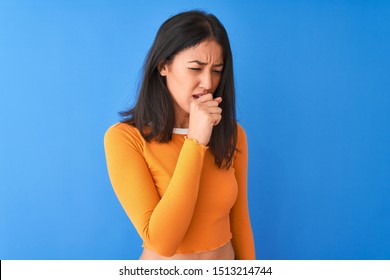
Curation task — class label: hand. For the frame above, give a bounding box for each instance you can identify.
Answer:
[187,93,222,146]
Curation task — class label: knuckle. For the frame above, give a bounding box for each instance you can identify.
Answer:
[193,103,201,110]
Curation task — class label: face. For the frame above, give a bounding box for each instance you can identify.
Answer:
[159,39,224,121]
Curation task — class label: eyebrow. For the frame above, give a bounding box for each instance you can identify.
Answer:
[187,60,224,67]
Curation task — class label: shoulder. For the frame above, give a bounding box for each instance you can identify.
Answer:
[236,123,246,138]
[236,122,247,148]
[104,122,145,149]
[105,122,142,138]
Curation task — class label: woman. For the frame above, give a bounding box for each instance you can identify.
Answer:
[104,10,255,260]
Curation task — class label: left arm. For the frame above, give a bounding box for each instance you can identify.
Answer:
[230,124,256,260]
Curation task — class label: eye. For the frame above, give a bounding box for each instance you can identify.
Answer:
[213,69,223,74]
[188,67,201,71]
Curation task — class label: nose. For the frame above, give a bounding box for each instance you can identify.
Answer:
[199,71,213,92]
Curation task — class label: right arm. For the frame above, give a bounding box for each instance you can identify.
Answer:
[104,94,221,257]
[104,125,207,257]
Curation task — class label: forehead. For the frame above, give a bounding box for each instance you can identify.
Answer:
[175,39,223,62]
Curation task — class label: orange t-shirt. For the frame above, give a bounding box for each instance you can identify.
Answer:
[104,122,255,259]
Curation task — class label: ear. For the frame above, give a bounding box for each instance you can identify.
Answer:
[158,61,168,76]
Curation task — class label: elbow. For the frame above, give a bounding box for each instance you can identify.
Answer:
[142,224,183,257]
[143,232,179,257]
[144,242,178,257]
[157,248,177,258]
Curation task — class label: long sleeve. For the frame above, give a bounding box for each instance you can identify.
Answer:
[104,124,207,257]
[230,125,256,259]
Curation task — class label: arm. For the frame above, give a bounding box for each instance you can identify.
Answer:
[104,124,207,257]
[230,125,256,260]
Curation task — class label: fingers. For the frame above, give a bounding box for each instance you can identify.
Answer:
[213,114,222,126]
[188,94,223,145]
[191,100,222,121]
[195,93,222,104]
[206,106,222,114]
[193,94,222,125]
[196,93,213,101]
[214,97,222,104]
[193,94,222,108]
[204,107,222,126]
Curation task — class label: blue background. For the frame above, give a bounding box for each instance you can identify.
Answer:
[1,0,389,260]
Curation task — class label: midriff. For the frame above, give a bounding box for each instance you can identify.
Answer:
[139,241,235,260]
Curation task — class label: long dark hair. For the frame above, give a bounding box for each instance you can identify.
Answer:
[121,10,237,169]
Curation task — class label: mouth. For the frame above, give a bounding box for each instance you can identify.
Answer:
[192,93,208,99]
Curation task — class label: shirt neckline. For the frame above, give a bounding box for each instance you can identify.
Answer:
[173,128,189,135]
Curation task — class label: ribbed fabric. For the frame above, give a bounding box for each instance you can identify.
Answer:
[104,122,255,259]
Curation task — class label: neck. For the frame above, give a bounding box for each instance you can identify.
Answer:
[173,107,189,128]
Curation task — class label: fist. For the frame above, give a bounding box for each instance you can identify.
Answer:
[187,93,222,146]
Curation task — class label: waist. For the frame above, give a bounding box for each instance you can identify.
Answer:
[139,241,235,260]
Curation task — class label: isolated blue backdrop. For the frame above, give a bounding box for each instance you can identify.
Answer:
[1,0,389,260]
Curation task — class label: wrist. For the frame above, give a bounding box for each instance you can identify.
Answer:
[185,135,208,147]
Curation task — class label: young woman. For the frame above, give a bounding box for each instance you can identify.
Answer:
[104,10,255,260]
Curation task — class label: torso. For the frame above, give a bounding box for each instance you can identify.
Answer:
[139,241,235,260]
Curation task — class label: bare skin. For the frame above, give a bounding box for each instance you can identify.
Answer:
[139,241,235,260]
[160,39,224,145]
